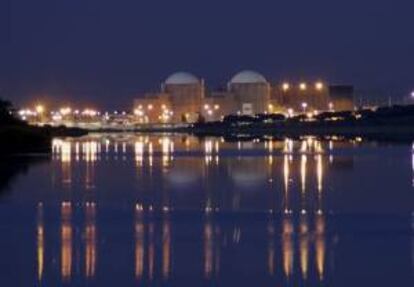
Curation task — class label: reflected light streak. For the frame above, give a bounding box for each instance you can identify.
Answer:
[162,216,171,280]
[105,139,110,153]
[315,213,326,280]
[315,140,323,153]
[84,143,97,189]
[205,140,213,165]
[61,202,72,282]
[75,142,80,161]
[148,142,153,167]
[299,214,309,280]
[114,142,119,154]
[300,140,308,153]
[214,140,220,153]
[282,215,294,279]
[300,154,307,194]
[316,154,324,212]
[135,205,145,280]
[122,142,127,154]
[61,141,72,163]
[204,220,214,279]
[267,220,275,275]
[283,154,291,214]
[85,202,97,278]
[62,143,72,185]
[134,141,144,166]
[283,138,294,154]
[161,137,171,167]
[84,141,98,162]
[37,203,44,282]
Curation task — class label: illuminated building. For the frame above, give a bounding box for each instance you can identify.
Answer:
[133,71,354,123]
[134,72,205,123]
[163,72,205,122]
[227,70,271,115]
[19,73,354,126]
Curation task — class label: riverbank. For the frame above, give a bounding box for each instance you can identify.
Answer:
[189,121,414,141]
[81,120,414,142]
[0,125,88,155]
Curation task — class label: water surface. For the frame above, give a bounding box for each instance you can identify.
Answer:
[0,134,413,286]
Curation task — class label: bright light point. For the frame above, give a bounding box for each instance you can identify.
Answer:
[214,104,220,110]
[301,102,308,109]
[207,110,213,115]
[282,82,290,91]
[204,104,210,110]
[35,105,44,114]
[299,83,307,91]
[268,104,274,110]
[60,107,72,116]
[315,82,324,90]
[411,91,414,98]
[134,109,144,116]
[147,104,153,110]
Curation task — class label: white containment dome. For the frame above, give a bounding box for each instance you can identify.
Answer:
[165,72,200,85]
[229,70,268,85]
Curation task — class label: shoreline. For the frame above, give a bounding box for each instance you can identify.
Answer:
[80,122,414,142]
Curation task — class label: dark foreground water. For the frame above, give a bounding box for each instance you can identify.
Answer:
[0,134,413,286]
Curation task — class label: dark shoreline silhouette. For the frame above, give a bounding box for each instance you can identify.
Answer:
[0,125,88,155]
[0,98,88,155]
[0,155,48,196]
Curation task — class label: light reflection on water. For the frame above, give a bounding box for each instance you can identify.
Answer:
[35,201,335,285]
[49,135,339,213]
[1,134,414,286]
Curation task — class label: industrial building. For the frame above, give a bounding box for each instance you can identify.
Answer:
[133,70,354,123]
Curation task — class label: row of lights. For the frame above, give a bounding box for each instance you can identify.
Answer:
[134,104,174,122]
[269,101,334,115]
[281,82,324,92]
[18,105,102,121]
[203,104,220,116]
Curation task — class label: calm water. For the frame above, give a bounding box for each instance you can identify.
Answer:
[0,134,413,286]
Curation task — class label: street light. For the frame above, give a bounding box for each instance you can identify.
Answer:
[268,104,274,112]
[301,102,308,113]
[315,82,324,91]
[35,105,44,114]
[299,83,307,91]
[282,82,290,91]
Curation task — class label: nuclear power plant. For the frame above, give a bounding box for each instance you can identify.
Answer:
[133,70,354,124]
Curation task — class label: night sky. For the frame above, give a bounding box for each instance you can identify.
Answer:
[1,0,414,109]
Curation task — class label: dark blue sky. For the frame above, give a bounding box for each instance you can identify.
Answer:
[1,0,414,108]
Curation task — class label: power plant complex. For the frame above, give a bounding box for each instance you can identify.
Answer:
[134,70,354,123]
